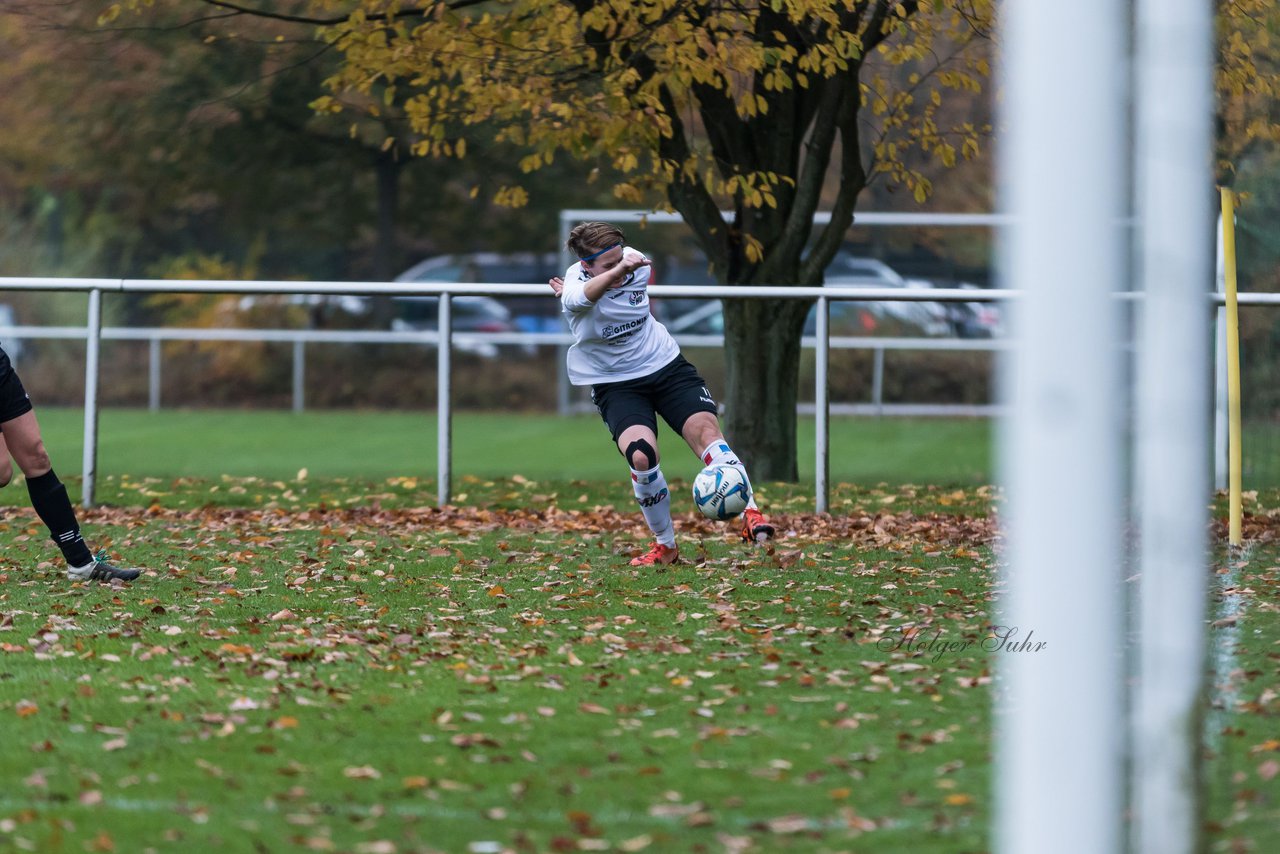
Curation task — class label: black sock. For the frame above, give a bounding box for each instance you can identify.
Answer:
[26,469,93,567]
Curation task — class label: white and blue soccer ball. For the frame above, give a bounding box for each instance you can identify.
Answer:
[691,464,751,521]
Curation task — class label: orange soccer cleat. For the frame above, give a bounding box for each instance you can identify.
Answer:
[740,508,775,544]
[630,541,680,566]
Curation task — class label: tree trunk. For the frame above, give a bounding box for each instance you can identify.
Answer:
[374,152,400,282]
[720,295,812,481]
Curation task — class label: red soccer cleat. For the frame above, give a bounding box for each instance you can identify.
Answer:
[740,508,775,544]
[630,541,680,566]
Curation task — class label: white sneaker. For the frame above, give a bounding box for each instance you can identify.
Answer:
[68,557,141,583]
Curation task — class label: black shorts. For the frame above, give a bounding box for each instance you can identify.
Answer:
[591,354,719,442]
[0,345,32,424]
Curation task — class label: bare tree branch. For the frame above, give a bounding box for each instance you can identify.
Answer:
[194,0,489,27]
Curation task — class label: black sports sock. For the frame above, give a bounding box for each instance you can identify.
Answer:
[25,469,94,567]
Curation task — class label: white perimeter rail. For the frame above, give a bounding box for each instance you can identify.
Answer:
[0,276,1265,509]
[0,324,1011,418]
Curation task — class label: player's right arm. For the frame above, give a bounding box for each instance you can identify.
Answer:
[562,250,650,312]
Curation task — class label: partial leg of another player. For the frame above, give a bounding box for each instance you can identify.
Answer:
[0,411,141,582]
[0,432,11,488]
[617,424,679,566]
[680,412,774,544]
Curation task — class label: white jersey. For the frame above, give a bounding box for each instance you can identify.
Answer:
[559,249,681,385]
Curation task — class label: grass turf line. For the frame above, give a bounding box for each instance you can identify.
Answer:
[24,407,993,485]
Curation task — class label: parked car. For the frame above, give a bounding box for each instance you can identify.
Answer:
[659,252,956,339]
[661,300,723,336]
[395,253,556,355]
[235,293,371,324]
[386,295,530,358]
[945,283,1004,338]
[825,255,952,336]
[396,252,563,333]
[661,298,905,339]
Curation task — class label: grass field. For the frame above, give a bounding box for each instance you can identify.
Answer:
[22,408,993,487]
[0,413,1274,853]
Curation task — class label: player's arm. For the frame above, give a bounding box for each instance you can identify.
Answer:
[582,248,649,302]
[561,249,651,312]
[581,249,650,303]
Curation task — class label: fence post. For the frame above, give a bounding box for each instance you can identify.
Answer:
[1214,305,1227,490]
[557,344,571,415]
[814,296,830,513]
[293,340,306,413]
[82,289,103,508]
[871,347,885,417]
[148,337,161,412]
[437,295,452,505]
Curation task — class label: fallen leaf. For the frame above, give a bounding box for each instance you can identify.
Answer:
[343,766,381,779]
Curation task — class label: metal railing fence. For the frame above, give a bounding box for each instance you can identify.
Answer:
[0,276,1267,509]
[0,276,1019,511]
[0,324,1009,415]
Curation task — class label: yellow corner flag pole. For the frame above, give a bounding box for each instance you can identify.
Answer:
[1221,188,1243,546]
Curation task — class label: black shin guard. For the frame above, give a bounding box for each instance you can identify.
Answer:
[25,469,93,567]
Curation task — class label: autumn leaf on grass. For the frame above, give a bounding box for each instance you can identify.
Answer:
[15,699,38,718]
[343,766,382,780]
[764,815,811,834]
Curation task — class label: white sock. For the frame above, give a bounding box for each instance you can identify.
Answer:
[631,464,675,546]
[699,440,759,511]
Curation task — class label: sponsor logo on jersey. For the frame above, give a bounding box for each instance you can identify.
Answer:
[600,316,648,341]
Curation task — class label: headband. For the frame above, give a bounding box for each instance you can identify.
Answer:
[578,242,622,261]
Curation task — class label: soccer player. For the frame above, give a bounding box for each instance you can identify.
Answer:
[549,221,774,566]
[0,343,141,583]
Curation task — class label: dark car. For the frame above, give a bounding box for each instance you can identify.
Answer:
[396,252,563,333]
[657,252,954,338]
[385,295,530,358]
[825,256,952,336]
[943,283,1004,338]
[661,299,888,338]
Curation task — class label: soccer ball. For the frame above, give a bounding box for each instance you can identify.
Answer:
[691,464,751,521]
